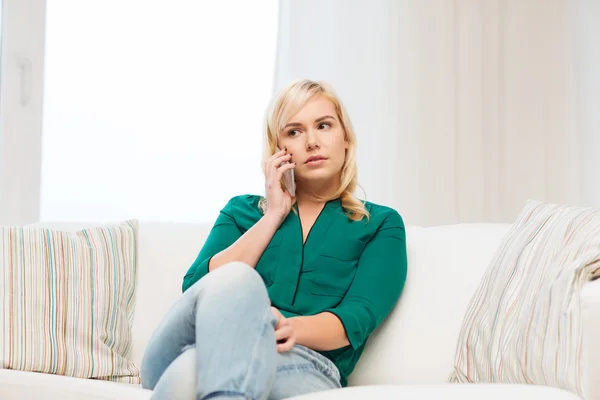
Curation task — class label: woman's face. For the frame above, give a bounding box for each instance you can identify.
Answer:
[278,95,349,187]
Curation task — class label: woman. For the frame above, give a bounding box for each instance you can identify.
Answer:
[140,80,408,400]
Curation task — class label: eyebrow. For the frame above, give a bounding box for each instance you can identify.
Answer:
[283,115,336,130]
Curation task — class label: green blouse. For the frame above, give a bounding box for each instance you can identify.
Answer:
[182,195,408,387]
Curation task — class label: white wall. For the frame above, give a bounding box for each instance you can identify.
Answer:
[275,0,582,227]
[0,0,45,225]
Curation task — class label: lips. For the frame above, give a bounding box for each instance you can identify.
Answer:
[305,156,327,164]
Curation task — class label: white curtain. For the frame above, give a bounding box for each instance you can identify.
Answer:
[576,0,600,211]
[275,0,597,227]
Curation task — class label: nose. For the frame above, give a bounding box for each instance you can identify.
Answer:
[305,129,320,150]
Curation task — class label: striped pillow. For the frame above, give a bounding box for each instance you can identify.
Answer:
[450,200,600,396]
[0,220,140,383]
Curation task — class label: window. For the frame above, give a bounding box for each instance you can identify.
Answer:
[40,1,279,223]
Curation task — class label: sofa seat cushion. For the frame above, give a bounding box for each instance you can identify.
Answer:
[288,384,583,400]
[0,369,152,400]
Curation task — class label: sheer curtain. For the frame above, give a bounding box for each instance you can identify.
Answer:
[576,0,600,210]
[40,1,278,223]
[275,0,598,227]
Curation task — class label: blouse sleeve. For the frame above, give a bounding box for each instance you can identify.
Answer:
[181,197,243,292]
[325,210,408,349]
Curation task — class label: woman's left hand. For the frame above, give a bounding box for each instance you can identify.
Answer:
[271,306,296,352]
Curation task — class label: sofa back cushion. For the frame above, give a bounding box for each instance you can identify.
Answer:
[348,224,511,385]
[130,222,212,367]
[31,220,511,385]
[129,221,510,385]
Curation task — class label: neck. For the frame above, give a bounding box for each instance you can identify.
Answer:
[295,178,340,207]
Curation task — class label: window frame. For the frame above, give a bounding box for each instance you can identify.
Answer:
[0,0,46,225]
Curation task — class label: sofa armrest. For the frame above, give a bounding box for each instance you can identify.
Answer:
[581,278,600,400]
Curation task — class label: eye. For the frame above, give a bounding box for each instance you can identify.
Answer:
[287,129,300,137]
[318,122,331,130]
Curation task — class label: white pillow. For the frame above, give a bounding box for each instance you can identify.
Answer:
[450,200,600,397]
[0,220,140,383]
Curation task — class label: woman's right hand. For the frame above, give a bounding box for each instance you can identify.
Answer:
[264,147,295,222]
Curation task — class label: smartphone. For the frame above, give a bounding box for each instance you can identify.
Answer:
[277,146,296,196]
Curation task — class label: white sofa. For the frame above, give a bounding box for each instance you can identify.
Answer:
[1,221,599,399]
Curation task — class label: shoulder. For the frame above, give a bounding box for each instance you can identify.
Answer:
[362,201,405,229]
[220,194,264,226]
[223,194,263,210]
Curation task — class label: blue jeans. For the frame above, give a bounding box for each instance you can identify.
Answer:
[140,262,342,400]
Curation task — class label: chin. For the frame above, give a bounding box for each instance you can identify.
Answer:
[298,169,338,183]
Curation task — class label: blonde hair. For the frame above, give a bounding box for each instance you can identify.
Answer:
[258,79,369,222]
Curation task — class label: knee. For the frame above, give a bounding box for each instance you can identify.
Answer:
[214,261,263,286]
[147,347,197,400]
[201,261,266,297]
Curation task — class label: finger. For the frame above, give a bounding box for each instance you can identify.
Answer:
[271,307,283,328]
[268,154,292,171]
[265,155,291,181]
[268,148,288,164]
[266,162,296,190]
[277,337,295,353]
[274,325,292,341]
[271,306,283,321]
[274,162,296,179]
